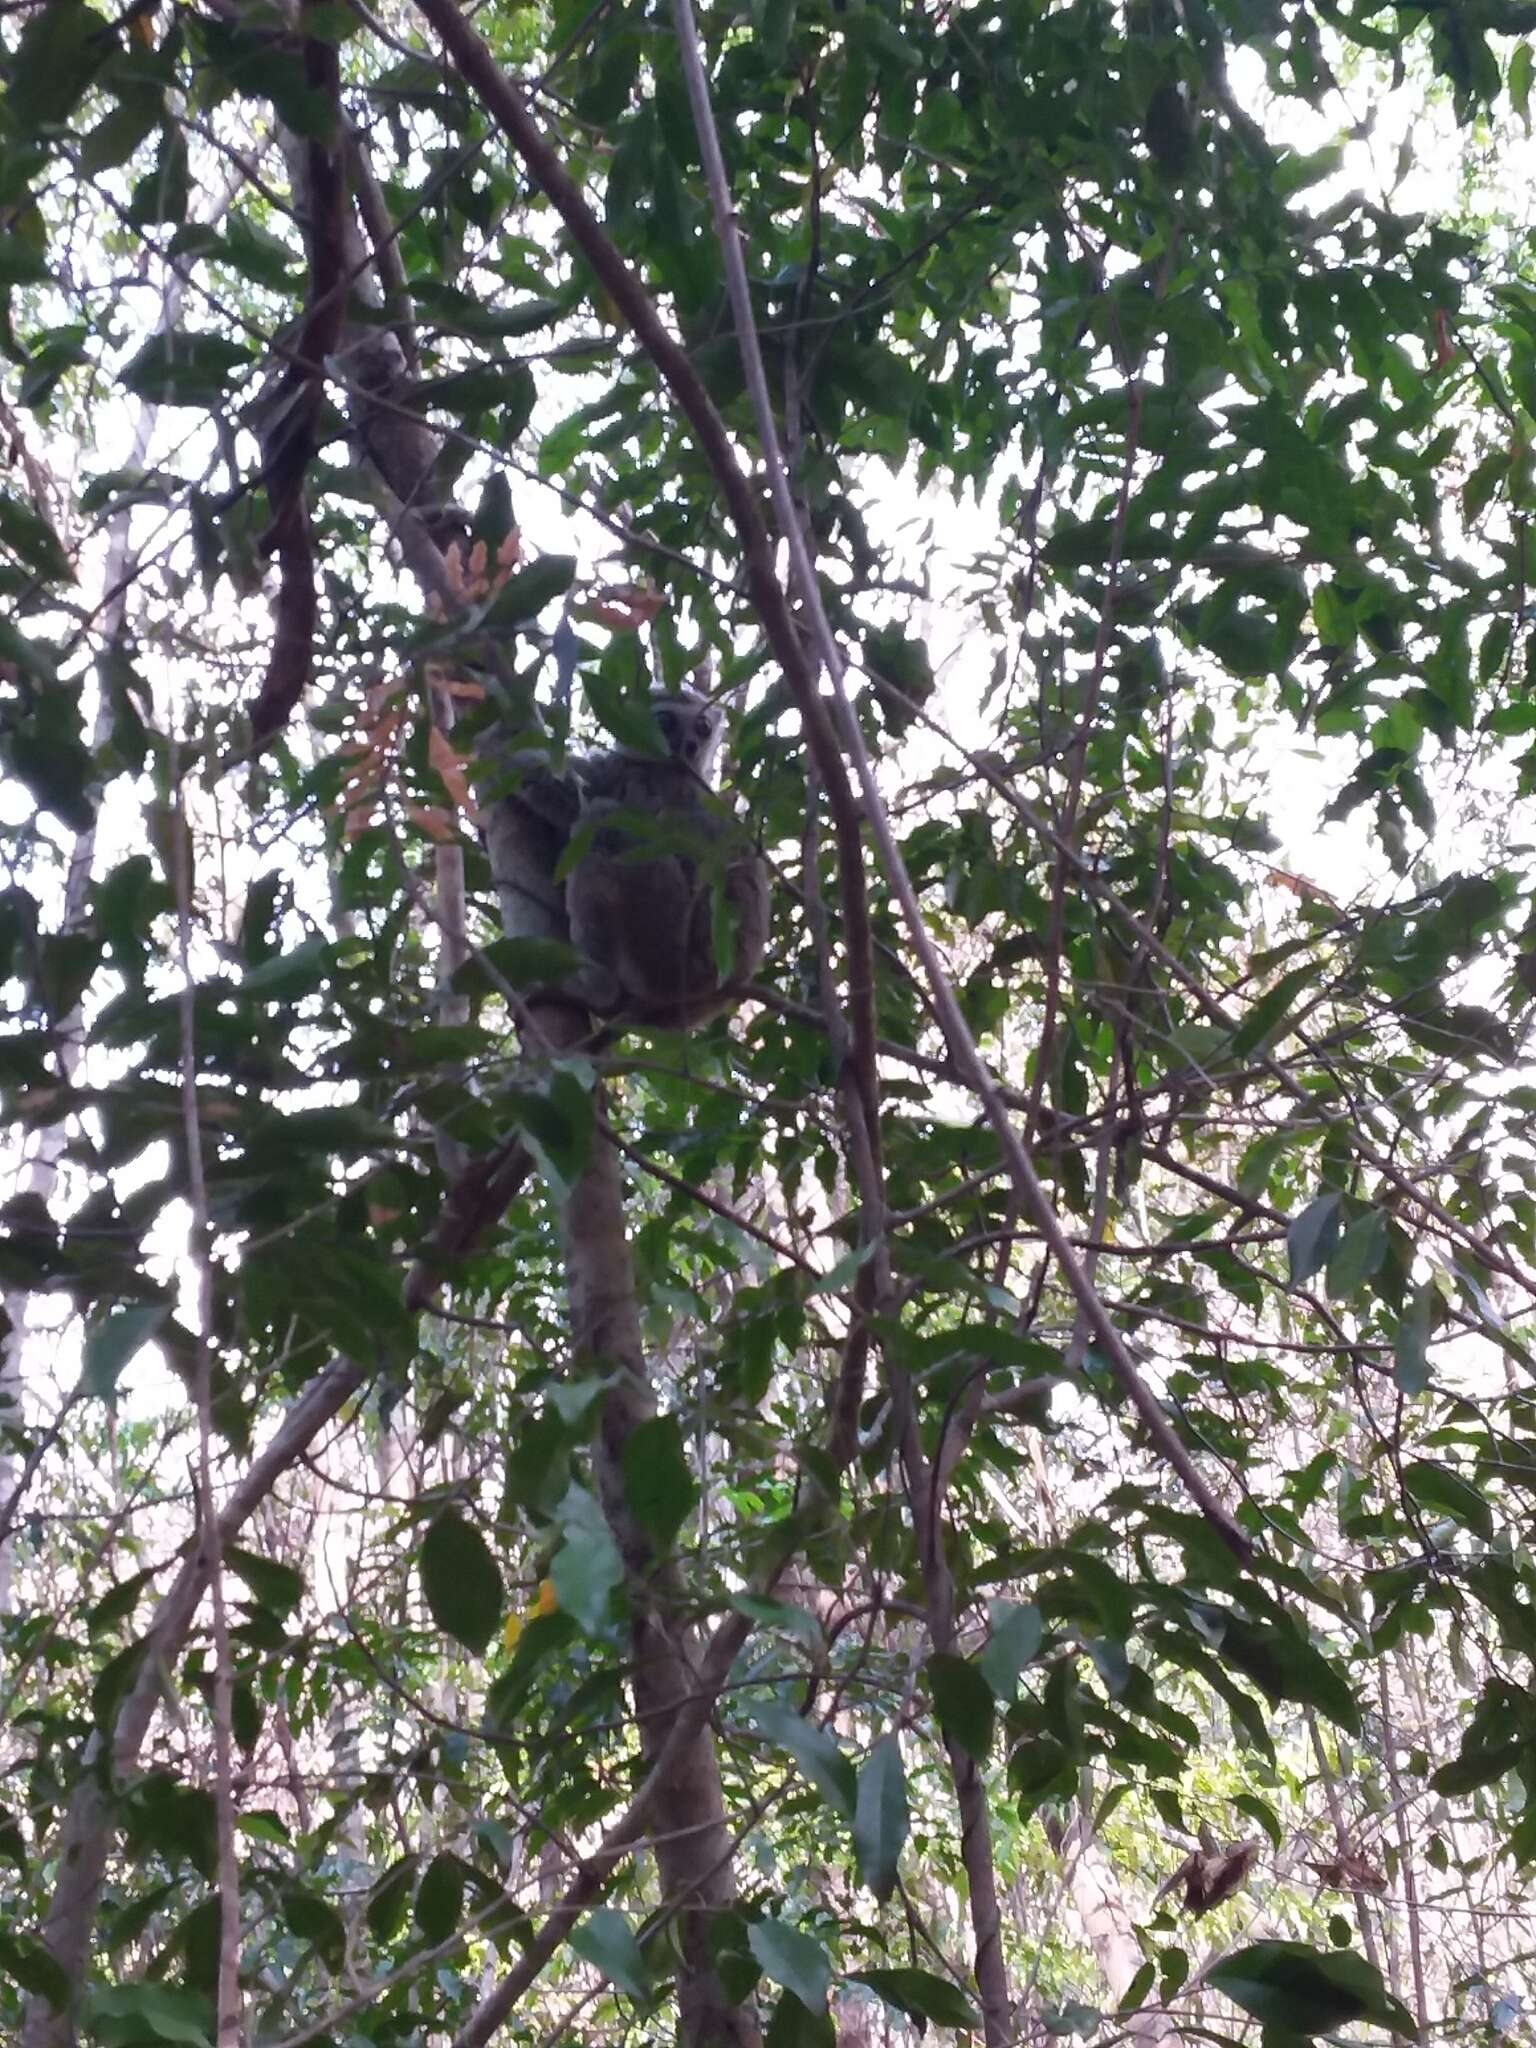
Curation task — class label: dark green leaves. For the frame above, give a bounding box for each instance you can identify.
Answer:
[81,1304,167,1402]
[5,0,109,131]
[549,1483,624,1634]
[120,332,252,407]
[366,1858,416,1945]
[621,1413,697,1550]
[850,1968,979,2031]
[415,1853,465,1943]
[1192,1602,1359,1733]
[419,1511,503,1655]
[748,1918,832,2011]
[0,1931,71,2011]
[1287,1192,1342,1285]
[224,1545,303,1619]
[1401,1459,1493,1540]
[571,1908,650,2000]
[927,1652,994,1761]
[1207,1941,1416,2039]
[754,1702,856,1822]
[482,555,577,627]
[978,1599,1042,1703]
[852,1735,908,1899]
[80,1983,213,2044]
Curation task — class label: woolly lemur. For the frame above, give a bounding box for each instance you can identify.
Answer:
[484,689,767,1031]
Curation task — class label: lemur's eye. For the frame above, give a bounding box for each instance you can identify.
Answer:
[695,715,712,738]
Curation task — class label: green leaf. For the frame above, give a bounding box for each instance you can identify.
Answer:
[455,934,583,994]
[1207,1940,1416,2038]
[482,554,577,627]
[1394,1281,1437,1394]
[282,1884,345,1966]
[1232,1792,1283,1850]
[120,332,252,407]
[414,1852,464,1943]
[1401,1458,1493,1540]
[6,0,108,130]
[81,1982,213,2044]
[852,1734,908,1900]
[764,1991,836,2048]
[978,1599,1043,1703]
[0,1932,72,2010]
[0,490,70,582]
[550,1483,624,1635]
[748,1918,832,2012]
[621,1413,697,1550]
[1189,1601,1358,1733]
[1326,1210,1387,1300]
[224,1545,304,1618]
[571,1907,651,2000]
[366,1857,416,1944]
[239,936,333,999]
[1119,1959,1156,2012]
[81,1304,168,1402]
[1287,1192,1342,1285]
[755,1701,857,1821]
[1512,39,1533,130]
[850,1967,979,2030]
[927,1652,995,1761]
[1230,964,1313,1059]
[419,1511,503,1655]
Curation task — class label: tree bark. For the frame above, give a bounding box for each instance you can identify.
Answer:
[568,1121,758,2046]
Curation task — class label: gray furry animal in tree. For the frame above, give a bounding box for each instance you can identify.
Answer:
[565,689,768,1029]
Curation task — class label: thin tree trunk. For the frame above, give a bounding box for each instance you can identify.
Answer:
[1045,1809,1179,2047]
[568,1119,758,2046]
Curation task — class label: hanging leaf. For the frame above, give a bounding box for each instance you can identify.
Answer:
[119,331,252,406]
[927,1653,995,1761]
[79,1983,213,2044]
[747,1919,833,2012]
[1401,1458,1493,1540]
[850,1967,980,2030]
[978,1599,1043,1703]
[754,1701,857,1822]
[852,1734,908,1900]
[81,1304,168,1402]
[1287,1192,1343,1284]
[550,1484,624,1635]
[1207,1940,1416,2038]
[419,1511,504,1655]
[414,1853,465,1943]
[621,1413,698,1550]
[570,1908,651,2001]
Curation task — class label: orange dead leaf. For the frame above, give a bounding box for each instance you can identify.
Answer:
[428,725,477,819]
[579,580,665,632]
[1265,867,1337,906]
[1308,1852,1387,1896]
[1156,1839,1260,1917]
[403,802,457,843]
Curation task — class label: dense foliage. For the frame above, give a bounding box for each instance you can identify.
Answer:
[5,0,1536,2043]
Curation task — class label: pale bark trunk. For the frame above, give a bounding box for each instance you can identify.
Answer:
[1047,1811,1180,2047]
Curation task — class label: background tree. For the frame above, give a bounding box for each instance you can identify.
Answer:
[3,1,1536,2045]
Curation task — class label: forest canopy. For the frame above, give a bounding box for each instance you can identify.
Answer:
[3,1,1536,2045]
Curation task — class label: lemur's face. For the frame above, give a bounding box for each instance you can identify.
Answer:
[654,693,724,780]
